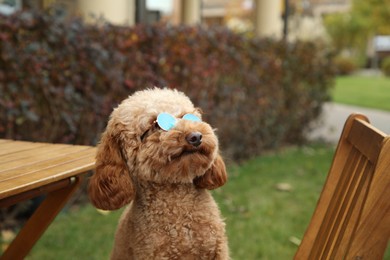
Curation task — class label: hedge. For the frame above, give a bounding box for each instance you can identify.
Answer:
[0,8,335,160]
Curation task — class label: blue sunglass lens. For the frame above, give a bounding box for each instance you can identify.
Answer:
[183,114,201,122]
[157,113,177,131]
[157,113,201,131]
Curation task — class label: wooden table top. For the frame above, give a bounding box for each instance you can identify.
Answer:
[0,139,96,200]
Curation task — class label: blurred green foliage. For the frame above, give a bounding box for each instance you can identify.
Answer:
[324,0,390,65]
[351,0,390,35]
[0,7,335,160]
[381,57,390,77]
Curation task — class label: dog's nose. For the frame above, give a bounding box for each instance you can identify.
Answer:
[186,132,202,147]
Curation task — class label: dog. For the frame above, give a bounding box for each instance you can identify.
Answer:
[88,88,229,259]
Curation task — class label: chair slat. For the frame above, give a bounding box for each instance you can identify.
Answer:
[310,147,360,259]
[345,138,390,259]
[295,114,389,260]
[348,119,384,163]
[330,158,374,259]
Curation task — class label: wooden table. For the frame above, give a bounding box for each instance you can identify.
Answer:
[0,139,96,259]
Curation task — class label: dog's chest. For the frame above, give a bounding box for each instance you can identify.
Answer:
[129,187,224,258]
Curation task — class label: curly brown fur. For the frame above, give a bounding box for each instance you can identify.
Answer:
[89,88,229,259]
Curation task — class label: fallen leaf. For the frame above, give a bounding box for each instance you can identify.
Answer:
[289,236,301,246]
[1,229,16,242]
[275,182,293,192]
[96,209,111,216]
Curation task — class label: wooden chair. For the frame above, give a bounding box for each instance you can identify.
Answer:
[295,114,390,260]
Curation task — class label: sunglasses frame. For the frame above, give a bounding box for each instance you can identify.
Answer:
[156,112,201,131]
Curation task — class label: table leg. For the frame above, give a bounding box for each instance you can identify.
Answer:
[1,176,82,260]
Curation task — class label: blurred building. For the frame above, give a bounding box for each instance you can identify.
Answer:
[287,0,351,40]
[201,0,352,40]
[0,0,282,37]
[1,0,352,40]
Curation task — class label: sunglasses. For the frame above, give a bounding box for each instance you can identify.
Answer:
[157,112,201,131]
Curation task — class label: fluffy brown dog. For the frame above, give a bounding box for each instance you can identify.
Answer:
[89,88,229,259]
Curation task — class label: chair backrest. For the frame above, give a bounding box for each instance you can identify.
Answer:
[295,114,390,260]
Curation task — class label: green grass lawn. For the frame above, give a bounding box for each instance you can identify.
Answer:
[333,75,390,111]
[22,145,335,260]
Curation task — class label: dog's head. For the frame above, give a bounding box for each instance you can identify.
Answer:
[88,88,227,210]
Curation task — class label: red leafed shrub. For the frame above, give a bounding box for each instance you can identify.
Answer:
[0,8,335,160]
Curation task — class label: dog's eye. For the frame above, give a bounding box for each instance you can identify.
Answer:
[140,128,151,141]
[154,121,162,130]
[140,122,158,141]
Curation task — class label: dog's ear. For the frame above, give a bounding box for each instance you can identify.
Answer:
[194,154,227,190]
[88,128,135,210]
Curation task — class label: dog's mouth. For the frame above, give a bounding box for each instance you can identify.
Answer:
[171,147,208,161]
[181,149,200,157]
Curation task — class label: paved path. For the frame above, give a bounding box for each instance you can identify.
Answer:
[308,103,390,143]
